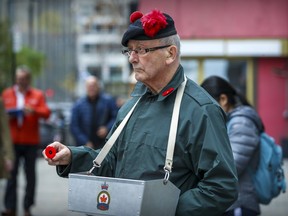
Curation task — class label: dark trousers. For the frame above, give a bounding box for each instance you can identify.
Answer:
[4,144,38,211]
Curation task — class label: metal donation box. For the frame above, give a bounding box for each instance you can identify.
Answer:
[68,78,187,216]
[68,173,180,216]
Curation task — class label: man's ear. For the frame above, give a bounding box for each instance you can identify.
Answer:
[166,45,177,64]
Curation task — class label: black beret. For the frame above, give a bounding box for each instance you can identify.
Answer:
[121,10,177,47]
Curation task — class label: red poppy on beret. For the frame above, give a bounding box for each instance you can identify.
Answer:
[130,11,143,23]
[121,9,177,47]
[141,10,168,37]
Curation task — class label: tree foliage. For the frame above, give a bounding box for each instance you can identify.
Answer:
[16,46,46,77]
[0,19,46,92]
[0,20,14,91]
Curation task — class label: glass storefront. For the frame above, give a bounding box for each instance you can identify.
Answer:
[181,58,252,103]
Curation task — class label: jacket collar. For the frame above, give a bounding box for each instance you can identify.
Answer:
[13,85,31,95]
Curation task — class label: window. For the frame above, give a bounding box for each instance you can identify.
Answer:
[181,58,251,102]
[110,66,122,82]
[203,59,247,95]
[181,59,199,82]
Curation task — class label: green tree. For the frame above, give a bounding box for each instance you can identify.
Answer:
[0,20,46,92]
[0,20,14,92]
[16,46,46,77]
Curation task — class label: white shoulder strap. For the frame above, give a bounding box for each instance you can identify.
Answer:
[88,76,187,178]
[164,76,187,173]
[92,97,141,168]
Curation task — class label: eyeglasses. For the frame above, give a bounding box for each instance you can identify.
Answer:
[122,45,171,57]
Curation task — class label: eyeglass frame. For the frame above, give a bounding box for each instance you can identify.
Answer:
[121,45,172,57]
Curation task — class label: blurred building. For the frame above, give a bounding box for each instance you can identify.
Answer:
[73,0,137,97]
[139,0,288,146]
[0,0,137,102]
[0,0,77,102]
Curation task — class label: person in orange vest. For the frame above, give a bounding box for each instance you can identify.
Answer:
[1,65,51,216]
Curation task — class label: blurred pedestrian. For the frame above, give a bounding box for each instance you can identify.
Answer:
[44,10,238,216]
[1,65,51,216]
[0,96,14,179]
[201,75,263,216]
[70,76,118,149]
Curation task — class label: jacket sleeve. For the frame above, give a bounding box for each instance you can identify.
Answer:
[228,116,260,176]
[70,104,89,146]
[56,146,114,177]
[176,104,238,216]
[33,91,50,119]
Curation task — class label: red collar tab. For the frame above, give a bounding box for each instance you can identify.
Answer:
[162,87,174,96]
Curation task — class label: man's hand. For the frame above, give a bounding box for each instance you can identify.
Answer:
[23,105,34,115]
[97,126,108,138]
[4,157,14,172]
[85,141,94,149]
[42,142,71,166]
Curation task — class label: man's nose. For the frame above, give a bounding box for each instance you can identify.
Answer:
[128,51,139,63]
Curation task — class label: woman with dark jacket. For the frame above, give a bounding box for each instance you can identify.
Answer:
[201,76,264,216]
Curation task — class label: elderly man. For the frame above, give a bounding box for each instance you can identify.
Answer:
[43,10,238,216]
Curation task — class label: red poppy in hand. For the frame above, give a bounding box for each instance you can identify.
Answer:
[45,146,56,159]
[141,10,168,37]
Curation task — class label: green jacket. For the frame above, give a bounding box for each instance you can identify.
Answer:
[58,65,238,216]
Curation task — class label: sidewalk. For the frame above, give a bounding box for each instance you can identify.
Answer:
[0,158,82,216]
[1,158,287,216]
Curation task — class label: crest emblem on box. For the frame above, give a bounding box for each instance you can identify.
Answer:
[97,182,110,211]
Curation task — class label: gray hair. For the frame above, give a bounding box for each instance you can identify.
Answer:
[16,65,31,74]
[16,65,32,81]
[159,34,181,58]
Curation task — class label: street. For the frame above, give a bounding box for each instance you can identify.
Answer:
[0,157,82,216]
[1,158,288,216]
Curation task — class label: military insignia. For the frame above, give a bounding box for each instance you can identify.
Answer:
[97,182,110,211]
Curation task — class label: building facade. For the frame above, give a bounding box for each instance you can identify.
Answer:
[139,0,288,145]
[73,0,137,97]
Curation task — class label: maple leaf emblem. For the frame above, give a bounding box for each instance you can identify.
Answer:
[100,194,107,203]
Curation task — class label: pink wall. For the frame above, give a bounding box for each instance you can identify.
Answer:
[138,0,288,144]
[139,0,288,39]
[257,58,288,144]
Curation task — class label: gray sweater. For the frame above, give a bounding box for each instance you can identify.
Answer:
[226,105,263,214]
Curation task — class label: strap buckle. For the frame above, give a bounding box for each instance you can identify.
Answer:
[163,167,171,185]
